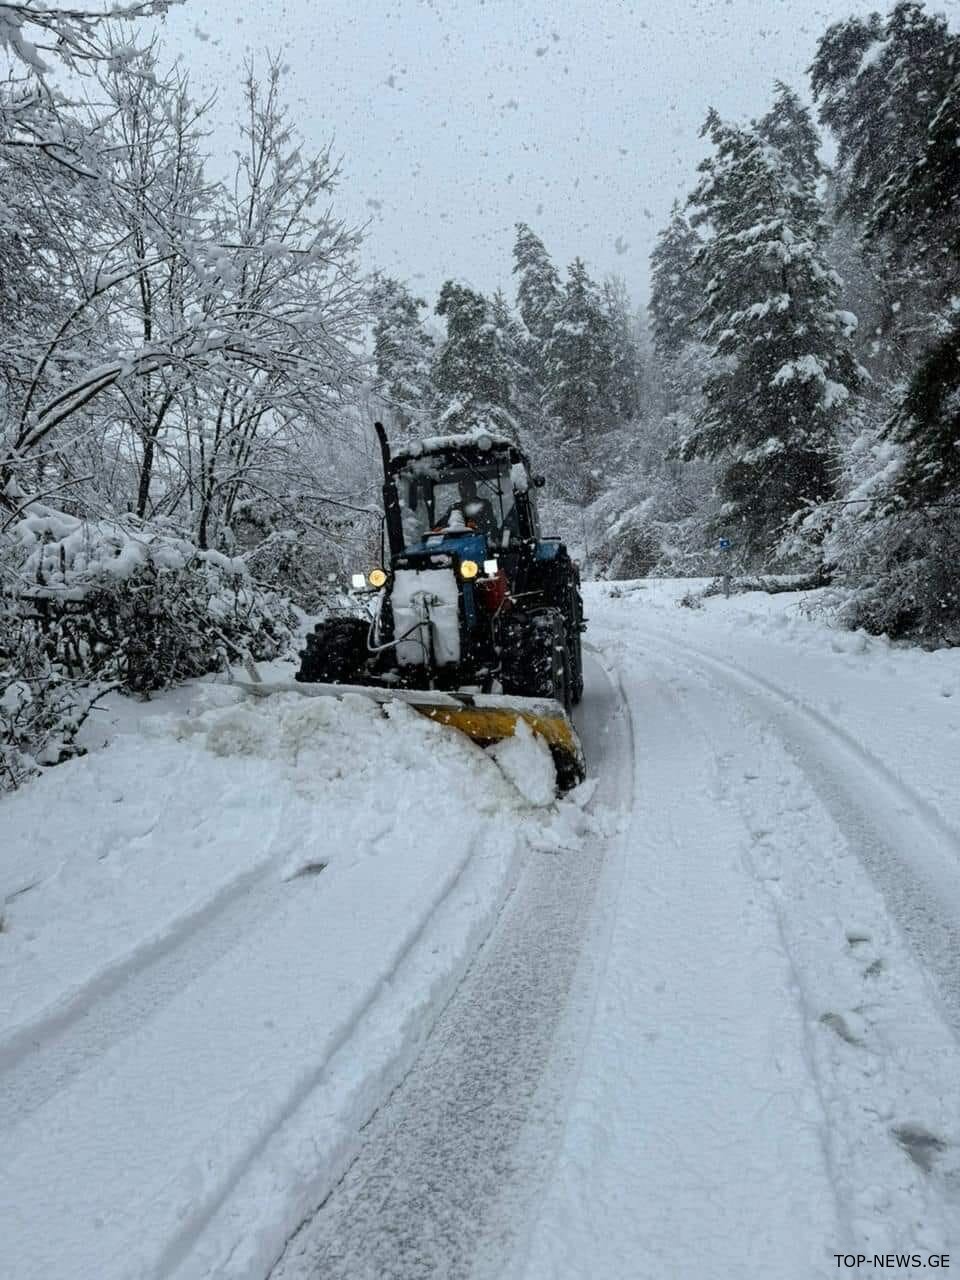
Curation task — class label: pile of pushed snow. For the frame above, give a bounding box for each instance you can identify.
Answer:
[167,688,563,805]
[489,717,557,807]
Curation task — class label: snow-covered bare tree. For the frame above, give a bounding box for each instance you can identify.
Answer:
[188,61,366,549]
[84,40,216,520]
[1,54,367,554]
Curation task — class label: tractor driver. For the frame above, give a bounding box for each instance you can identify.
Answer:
[440,476,498,539]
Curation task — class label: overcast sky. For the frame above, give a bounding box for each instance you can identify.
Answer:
[153,0,956,310]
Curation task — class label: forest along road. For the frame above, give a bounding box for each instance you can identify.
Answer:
[268,651,630,1280]
[274,582,960,1280]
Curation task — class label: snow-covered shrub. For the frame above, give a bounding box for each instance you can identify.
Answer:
[832,509,960,647]
[0,603,104,791]
[592,511,661,581]
[8,505,297,696]
[789,430,960,648]
[676,587,705,610]
[235,500,381,613]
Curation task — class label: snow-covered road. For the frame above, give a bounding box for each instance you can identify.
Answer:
[3,580,959,1279]
[268,652,627,1280]
[521,584,960,1279]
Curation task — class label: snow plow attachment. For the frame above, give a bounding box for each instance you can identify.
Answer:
[234,678,586,792]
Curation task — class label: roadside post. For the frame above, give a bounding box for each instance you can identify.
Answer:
[718,537,732,597]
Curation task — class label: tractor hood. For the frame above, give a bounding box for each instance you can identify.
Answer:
[395,529,489,568]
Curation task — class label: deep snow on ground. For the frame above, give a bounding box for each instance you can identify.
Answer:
[0,665,586,1280]
[3,580,960,1280]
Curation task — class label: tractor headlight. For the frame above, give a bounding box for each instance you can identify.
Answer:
[369,568,387,588]
[483,559,499,577]
[351,572,366,590]
[460,559,479,579]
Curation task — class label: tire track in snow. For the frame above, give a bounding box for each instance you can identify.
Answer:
[519,655,846,1279]
[268,655,629,1280]
[0,862,287,1131]
[634,626,960,1035]
[631,642,960,1254]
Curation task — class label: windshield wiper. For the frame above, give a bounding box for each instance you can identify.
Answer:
[449,450,504,505]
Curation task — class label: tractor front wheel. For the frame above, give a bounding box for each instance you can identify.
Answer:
[296,617,369,685]
[502,608,572,712]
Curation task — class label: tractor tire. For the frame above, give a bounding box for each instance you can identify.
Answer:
[568,620,584,706]
[502,608,572,712]
[531,609,573,713]
[296,617,369,685]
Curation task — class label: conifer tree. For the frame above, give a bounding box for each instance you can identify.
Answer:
[602,276,643,423]
[512,222,561,341]
[648,202,704,361]
[683,102,860,561]
[541,258,616,496]
[542,258,615,442]
[511,222,561,445]
[874,71,960,509]
[811,3,957,227]
[432,281,518,439]
[810,2,960,370]
[370,276,435,431]
[491,288,538,438]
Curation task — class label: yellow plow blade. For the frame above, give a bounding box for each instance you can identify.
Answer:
[409,701,584,790]
[234,677,585,792]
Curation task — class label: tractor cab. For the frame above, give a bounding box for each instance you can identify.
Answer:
[387,433,542,561]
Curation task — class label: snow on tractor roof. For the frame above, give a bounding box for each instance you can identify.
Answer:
[392,427,517,464]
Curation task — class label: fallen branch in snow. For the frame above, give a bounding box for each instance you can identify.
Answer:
[729,569,834,595]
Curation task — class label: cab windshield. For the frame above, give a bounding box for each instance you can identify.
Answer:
[397,454,517,549]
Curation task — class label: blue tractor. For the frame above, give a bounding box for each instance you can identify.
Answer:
[295,424,586,789]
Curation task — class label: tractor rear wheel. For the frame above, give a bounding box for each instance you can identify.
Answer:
[296,617,369,685]
[533,610,572,713]
[568,621,584,705]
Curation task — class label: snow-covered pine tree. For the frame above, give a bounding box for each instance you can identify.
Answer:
[370,276,435,432]
[648,202,704,362]
[810,2,960,373]
[432,281,518,439]
[647,203,707,421]
[805,6,960,643]
[510,222,561,456]
[602,276,643,423]
[541,258,615,491]
[873,67,960,511]
[512,222,561,342]
[490,288,538,438]
[811,2,957,228]
[683,97,860,564]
